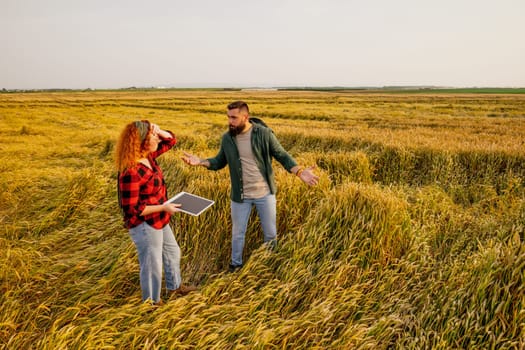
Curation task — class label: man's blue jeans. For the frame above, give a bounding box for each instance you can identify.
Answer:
[129,222,181,303]
[230,194,276,267]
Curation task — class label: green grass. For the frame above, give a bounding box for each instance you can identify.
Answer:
[1,90,524,349]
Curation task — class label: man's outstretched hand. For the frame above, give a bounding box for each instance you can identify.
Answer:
[181,152,201,166]
[299,165,319,186]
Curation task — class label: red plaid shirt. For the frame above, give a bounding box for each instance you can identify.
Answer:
[118,134,177,229]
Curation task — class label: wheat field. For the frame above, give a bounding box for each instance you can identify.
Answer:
[1,90,524,349]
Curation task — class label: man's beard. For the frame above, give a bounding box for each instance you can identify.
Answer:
[229,121,246,137]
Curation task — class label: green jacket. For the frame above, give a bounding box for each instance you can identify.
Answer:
[206,119,297,203]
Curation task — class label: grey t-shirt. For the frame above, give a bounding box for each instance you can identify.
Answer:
[235,127,270,199]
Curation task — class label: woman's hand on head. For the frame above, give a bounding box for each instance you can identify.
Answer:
[151,123,160,136]
[151,123,172,139]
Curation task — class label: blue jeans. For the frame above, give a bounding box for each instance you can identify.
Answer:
[230,194,276,267]
[129,222,181,303]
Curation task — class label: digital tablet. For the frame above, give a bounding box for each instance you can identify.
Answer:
[165,191,215,216]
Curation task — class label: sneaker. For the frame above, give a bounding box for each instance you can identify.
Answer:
[169,285,197,298]
[228,264,243,273]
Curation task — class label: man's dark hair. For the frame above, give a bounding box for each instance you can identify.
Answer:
[227,101,249,113]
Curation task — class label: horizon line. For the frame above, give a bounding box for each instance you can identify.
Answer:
[2,85,525,92]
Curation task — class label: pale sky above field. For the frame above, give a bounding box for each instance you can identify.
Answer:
[1,0,524,89]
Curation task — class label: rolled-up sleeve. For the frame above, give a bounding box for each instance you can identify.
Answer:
[269,131,297,172]
[207,136,228,170]
[151,131,177,159]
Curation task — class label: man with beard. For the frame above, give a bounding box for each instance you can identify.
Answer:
[182,100,319,272]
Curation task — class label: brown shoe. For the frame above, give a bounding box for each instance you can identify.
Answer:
[169,285,197,298]
[144,299,164,310]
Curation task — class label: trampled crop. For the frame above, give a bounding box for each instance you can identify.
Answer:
[1,90,524,349]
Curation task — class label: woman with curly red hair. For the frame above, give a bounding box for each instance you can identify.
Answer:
[115,120,195,305]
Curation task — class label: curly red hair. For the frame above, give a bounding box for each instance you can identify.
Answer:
[115,121,151,173]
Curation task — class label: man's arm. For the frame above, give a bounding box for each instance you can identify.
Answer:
[268,131,320,186]
[181,152,210,167]
[182,135,228,170]
[291,165,319,186]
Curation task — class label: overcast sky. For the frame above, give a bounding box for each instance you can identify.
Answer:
[1,0,524,89]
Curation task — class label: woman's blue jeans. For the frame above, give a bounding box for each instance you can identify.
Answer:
[129,222,181,303]
[230,194,276,267]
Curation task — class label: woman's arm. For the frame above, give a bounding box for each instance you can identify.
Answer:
[140,203,181,216]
